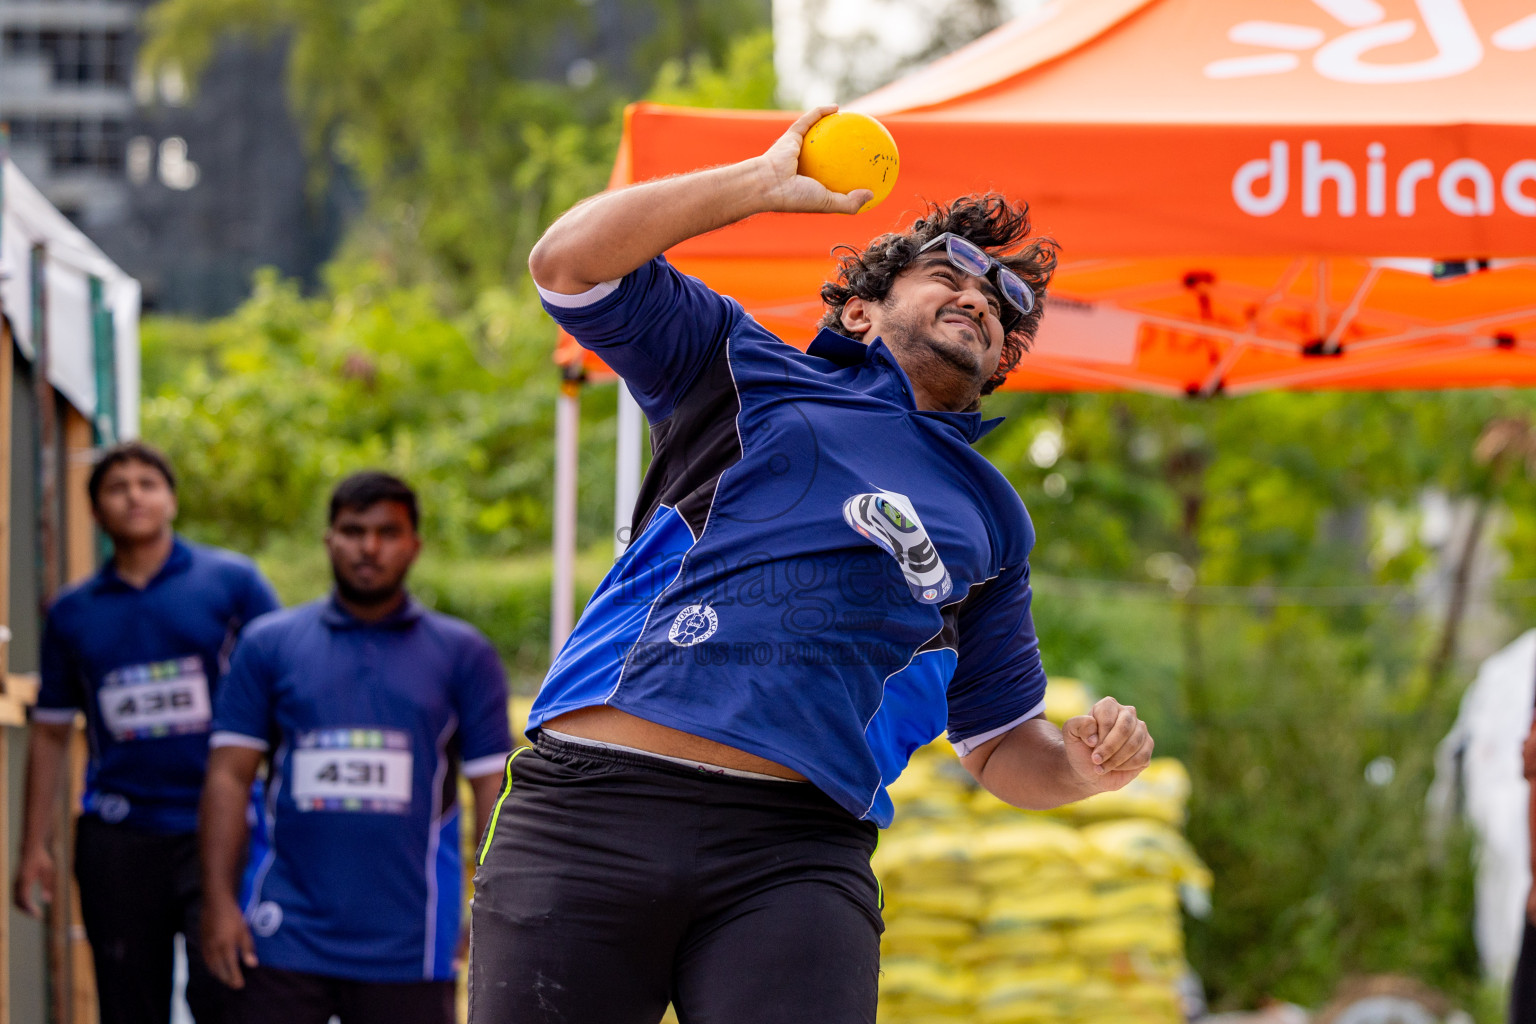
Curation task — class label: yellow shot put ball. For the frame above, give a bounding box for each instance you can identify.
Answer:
[797,112,900,213]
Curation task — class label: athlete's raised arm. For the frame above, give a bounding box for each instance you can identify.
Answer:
[528,106,872,295]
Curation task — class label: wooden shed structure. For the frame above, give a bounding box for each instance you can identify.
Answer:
[0,155,140,1024]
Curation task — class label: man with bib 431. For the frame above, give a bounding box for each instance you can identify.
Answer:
[199,471,512,1024]
[12,441,280,1024]
[468,107,1155,1023]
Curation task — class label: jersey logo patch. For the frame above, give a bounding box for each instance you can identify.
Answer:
[250,901,283,937]
[94,794,130,823]
[667,604,719,647]
[842,490,953,605]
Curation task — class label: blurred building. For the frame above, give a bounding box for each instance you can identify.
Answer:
[773,0,1048,105]
[0,0,350,315]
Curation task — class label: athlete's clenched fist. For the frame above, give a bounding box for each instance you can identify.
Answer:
[1062,697,1154,793]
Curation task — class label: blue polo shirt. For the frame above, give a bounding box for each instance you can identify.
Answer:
[532,257,1049,827]
[33,537,280,834]
[211,595,513,983]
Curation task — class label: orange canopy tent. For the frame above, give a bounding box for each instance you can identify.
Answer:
[557,0,1536,397]
[548,0,1536,646]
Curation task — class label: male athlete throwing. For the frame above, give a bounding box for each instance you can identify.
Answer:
[470,107,1154,1023]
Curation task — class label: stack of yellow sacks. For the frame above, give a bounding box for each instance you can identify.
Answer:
[875,681,1211,1024]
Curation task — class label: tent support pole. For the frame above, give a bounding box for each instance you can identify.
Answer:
[551,375,581,658]
[1346,306,1536,354]
[1314,259,1330,341]
[614,383,642,558]
[1226,341,1487,395]
[1324,266,1382,353]
[1197,260,1311,395]
[1197,342,1247,398]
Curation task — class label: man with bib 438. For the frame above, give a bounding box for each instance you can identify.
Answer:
[12,441,280,1024]
[468,107,1155,1023]
[199,472,513,1024]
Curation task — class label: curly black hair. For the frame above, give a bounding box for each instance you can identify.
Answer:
[818,193,1058,395]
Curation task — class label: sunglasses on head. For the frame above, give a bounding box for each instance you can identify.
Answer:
[915,232,1036,332]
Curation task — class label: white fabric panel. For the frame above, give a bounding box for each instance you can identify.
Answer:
[535,279,619,308]
[2,159,140,434]
[3,161,121,281]
[209,730,270,752]
[1030,297,1142,365]
[46,266,96,416]
[949,700,1047,757]
[112,277,142,438]
[462,752,515,779]
[0,193,34,355]
[1430,629,1536,983]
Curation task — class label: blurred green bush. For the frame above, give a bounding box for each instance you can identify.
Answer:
[130,0,1536,1013]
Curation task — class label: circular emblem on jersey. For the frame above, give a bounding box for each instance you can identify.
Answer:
[96,795,130,823]
[667,604,719,647]
[250,901,284,937]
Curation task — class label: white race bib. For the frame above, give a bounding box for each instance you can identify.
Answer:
[97,657,212,741]
[289,728,413,813]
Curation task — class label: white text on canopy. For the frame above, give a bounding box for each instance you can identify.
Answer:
[1233,141,1536,218]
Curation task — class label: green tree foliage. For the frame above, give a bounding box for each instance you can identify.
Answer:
[135,0,1534,1011]
[980,387,1536,1014]
[141,268,603,556]
[139,5,781,684]
[646,30,777,110]
[141,0,771,291]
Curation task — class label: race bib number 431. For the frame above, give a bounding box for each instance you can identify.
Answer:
[98,657,212,741]
[290,728,413,814]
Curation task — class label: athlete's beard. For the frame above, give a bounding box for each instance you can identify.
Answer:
[879,304,990,408]
[331,564,408,609]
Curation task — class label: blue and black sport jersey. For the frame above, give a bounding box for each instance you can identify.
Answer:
[210,596,513,984]
[532,256,1049,827]
[32,537,280,834]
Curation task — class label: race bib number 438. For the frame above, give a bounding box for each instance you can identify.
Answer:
[97,657,212,741]
[290,728,413,814]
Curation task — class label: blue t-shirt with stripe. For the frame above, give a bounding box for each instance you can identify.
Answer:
[212,596,513,983]
[34,537,280,834]
[531,257,1049,827]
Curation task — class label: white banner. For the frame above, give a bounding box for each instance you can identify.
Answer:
[1031,297,1142,365]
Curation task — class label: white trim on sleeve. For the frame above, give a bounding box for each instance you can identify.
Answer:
[209,731,269,752]
[535,280,620,309]
[949,699,1047,758]
[462,752,513,779]
[29,707,79,725]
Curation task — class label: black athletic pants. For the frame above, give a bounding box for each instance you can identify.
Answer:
[228,966,455,1024]
[74,815,230,1024]
[468,735,884,1024]
[1515,920,1536,1023]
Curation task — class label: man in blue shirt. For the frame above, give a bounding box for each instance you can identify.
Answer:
[200,471,513,1024]
[469,107,1156,1023]
[11,441,280,1024]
